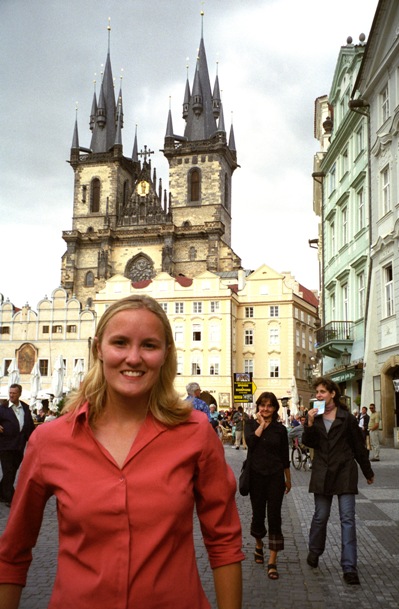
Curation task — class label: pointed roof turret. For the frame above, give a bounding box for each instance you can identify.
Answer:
[71,107,79,149]
[228,123,236,152]
[89,85,97,132]
[212,68,221,118]
[132,124,138,162]
[114,99,123,146]
[217,101,226,133]
[182,75,191,120]
[165,108,174,137]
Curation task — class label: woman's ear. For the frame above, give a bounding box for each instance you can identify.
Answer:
[94,337,103,361]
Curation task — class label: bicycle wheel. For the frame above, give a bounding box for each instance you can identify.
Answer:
[291,447,302,470]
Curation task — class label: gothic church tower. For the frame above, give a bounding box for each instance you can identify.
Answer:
[61,20,241,304]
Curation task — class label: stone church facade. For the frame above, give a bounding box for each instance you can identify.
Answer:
[61,29,241,305]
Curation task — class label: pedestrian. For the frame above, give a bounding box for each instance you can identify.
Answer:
[369,403,381,461]
[244,391,291,580]
[233,406,244,449]
[303,377,374,586]
[185,381,211,421]
[0,295,244,609]
[358,406,370,449]
[0,384,35,507]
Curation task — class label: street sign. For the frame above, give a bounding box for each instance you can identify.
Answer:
[233,373,257,402]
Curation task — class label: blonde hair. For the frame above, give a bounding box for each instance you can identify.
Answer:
[63,295,192,426]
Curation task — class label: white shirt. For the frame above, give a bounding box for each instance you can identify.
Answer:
[9,401,25,431]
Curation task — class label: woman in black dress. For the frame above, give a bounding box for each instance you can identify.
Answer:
[244,392,291,579]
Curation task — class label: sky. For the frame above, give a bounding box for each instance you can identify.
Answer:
[0,0,379,308]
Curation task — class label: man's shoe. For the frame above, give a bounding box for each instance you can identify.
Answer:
[343,572,360,585]
[306,552,319,568]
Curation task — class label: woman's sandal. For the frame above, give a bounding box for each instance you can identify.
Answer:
[254,546,264,564]
[267,563,279,580]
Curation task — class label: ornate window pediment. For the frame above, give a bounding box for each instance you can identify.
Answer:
[125,254,154,282]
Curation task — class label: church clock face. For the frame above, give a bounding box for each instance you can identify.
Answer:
[136,180,150,196]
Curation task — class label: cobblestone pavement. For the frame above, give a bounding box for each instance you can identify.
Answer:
[0,446,398,608]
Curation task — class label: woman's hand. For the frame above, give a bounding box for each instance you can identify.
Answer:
[307,408,318,426]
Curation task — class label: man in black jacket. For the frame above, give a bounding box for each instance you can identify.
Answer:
[0,383,35,506]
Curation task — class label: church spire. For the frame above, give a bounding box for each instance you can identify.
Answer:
[182,18,217,141]
[132,124,138,161]
[71,104,79,149]
[90,22,117,152]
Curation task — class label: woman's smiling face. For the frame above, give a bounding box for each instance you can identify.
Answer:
[96,308,169,409]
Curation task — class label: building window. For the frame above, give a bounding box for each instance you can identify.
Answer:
[189,168,201,202]
[355,124,364,155]
[245,307,254,318]
[177,354,184,375]
[191,356,202,376]
[3,359,12,376]
[309,331,313,352]
[341,148,348,177]
[330,221,335,257]
[209,323,220,343]
[52,325,63,334]
[302,326,306,349]
[175,302,184,314]
[269,327,279,345]
[244,359,254,375]
[296,326,300,348]
[193,301,202,314]
[39,359,49,376]
[342,207,348,245]
[209,358,220,375]
[342,284,349,321]
[0,326,10,335]
[210,301,220,313]
[358,272,365,318]
[67,325,77,333]
[381,166,390,215]
[192,324,202,342]
[82,185,87,202]
[384,264,394,317]
[90,178,100,213]
[269,359,280,378]
[224,173,229,209]
[329,163,336,195]
[174,324,184,343]
[330,293,336,320]
[270,306,279,317]
[244,329,254,345]
[160,302,168,313]
[357,188,365,231]
[381,85,389,123]
[85,271,95,288]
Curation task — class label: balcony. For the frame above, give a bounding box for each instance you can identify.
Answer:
[315,321,354,358]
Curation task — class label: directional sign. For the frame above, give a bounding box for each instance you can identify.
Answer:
[233,373,257,402]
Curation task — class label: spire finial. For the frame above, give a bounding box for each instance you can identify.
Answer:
[186,57,189,78]
[200,4,204,38]
[169,95,172,110]
[107,17,111,53]
[93,73,97,92]
[75,101,78,118]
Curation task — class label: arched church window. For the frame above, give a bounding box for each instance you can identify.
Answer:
[123,180,129,206]
[189,168,201,202]
[85,271,95,287]
[90,178,100,213]
[224,173,229,210]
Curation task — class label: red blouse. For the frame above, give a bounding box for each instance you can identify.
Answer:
[0,406,244,609]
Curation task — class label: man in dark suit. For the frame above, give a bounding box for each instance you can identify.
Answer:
[0,383,35,506]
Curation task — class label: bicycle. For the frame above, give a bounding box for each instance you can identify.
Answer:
[291,441,311,471]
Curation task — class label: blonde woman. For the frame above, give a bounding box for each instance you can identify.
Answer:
[0,295,243,609]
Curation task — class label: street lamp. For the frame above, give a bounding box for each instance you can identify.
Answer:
[341,348,351,369]
[305,365,314,388]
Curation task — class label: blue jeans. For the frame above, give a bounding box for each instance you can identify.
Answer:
[309,494,357,572]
